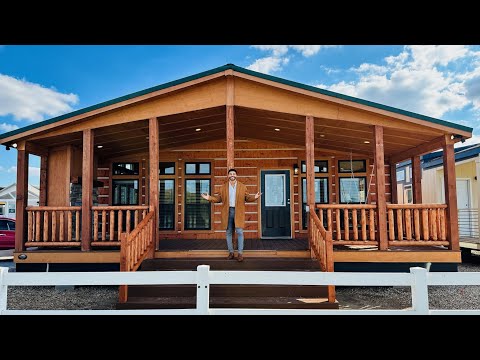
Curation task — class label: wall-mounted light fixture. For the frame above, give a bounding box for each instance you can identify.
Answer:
[293,163,299,175]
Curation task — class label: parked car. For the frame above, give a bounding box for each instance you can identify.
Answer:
[0,217,15,249]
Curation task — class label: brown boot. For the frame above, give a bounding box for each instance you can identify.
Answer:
[237,254,244,262]
[227,252,234,260]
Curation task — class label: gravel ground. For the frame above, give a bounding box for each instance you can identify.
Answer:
[2,255,480,311]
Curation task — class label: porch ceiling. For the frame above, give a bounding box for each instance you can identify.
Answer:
[30,105,445,160]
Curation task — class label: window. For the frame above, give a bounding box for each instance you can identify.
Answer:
[339,177,367,203]
[159,179,175,230]
[338,160,366,173]
[185,179,211,230]
[302,178,329,229]
[159,162,175,175]
[404,185,413,204]
[7,221,15,230]
[301,160,328,173]
[0,220,7,230]
[112,180,139,205]
[185,162,211,175]
[0,206,3,216]
[396,169,405,182]
[113,162,139,175]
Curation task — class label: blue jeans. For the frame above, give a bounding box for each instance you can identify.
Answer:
[226,207,244,254]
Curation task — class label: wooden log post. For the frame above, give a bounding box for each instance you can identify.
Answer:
[149,117,159,253]
[306,115,315,251]
[443,135,459,250]
[412,155,422,204]
[226,76,235,171]
[390,163,397,204]
[39,155,48,206]
[15,145,29,252]
[81,129,94,251]
[374,126,388,250]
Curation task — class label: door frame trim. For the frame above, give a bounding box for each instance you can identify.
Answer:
[259,168,293,239]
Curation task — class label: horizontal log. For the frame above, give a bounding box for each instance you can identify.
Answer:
[388,241,450,246]
[91,241,121,246]
[26,206,82,211]
[92,206,149,211]
[386,204,447,209]
[316,204,377,209]
[25,242,81,247]
[332,241,378,246]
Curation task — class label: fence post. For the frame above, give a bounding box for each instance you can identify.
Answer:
[410,267,429,315]
[196,265,210,315]
[0,267,8,315]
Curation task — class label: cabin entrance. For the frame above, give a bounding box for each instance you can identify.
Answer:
[260,170,291,238]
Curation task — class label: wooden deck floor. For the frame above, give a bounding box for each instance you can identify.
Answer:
[158,238,309,251]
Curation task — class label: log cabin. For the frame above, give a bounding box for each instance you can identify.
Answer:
[0,64,472,279]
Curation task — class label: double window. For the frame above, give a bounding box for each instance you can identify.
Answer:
[184,162,211,230]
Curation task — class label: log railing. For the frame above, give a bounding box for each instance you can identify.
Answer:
[91,206,149,246]
[309,208,335,303]
[119,206,155,303]
[316,204,378,245]
[25,206,82,247]
[386,204,448,246]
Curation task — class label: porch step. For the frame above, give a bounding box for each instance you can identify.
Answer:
[128,284,329,298]
[140,258,321,271]
[117,296,338,310]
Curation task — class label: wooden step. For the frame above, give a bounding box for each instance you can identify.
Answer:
[127,284,329,298]
[117,296,339,310]
[140,258,321,271]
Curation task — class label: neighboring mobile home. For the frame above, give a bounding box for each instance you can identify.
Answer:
[0,64,472,275]
[0,183,39,219]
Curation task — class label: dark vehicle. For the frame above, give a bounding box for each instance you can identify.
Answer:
[0,217,15,249]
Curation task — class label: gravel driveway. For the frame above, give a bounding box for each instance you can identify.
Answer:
[2,256,480,311]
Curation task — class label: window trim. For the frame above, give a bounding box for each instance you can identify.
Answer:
[338,160,367,173]
[300,160,329,174]
[339,176,367,204]
[159,178,176,230]
[112,162,140,176]
[185,162,211,175]
[111,179,140,206]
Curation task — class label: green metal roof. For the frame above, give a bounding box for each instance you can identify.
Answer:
[0,63,472,142]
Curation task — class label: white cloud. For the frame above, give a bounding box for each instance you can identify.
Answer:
[0,122,19,132]
[0,74,79,122]
[4,166,40,178]
[316,45,478,118]
[248,45,339,74]
[247,56,290,75]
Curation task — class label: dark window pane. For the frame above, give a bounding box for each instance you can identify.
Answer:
[113,162,139,175]
[199,163,210,174]
[159,179,175,230]
[338,160,366,173]
[8,221,15,230]
[0,220,7,230]
[301,160,328,173]
[185,163,196,174]
[159,162,175,175]
[112,180,139,205]
[339,177,366,203]
[185,179,210,230]
[302,178,328,229]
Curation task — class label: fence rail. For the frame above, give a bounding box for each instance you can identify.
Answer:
[2,266,480,315]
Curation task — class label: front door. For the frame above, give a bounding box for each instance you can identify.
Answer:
[261,170,291,238]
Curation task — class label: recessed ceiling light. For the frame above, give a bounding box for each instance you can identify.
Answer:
[274,128,280,131]
[97,145,103,149]
[364,141,370,144]
[146,136,149,139]
[196,128,202,132]
[320,134,325,137]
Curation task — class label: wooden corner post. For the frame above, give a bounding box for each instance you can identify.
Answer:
[412,155,422,204]
[81,129,94,251]
[226,75,235,170]
[15,145,29,252]
[149,117,159,252]
[306,115,315,251]
[39,155,48,206]
[374,126,388,250]
[443,135,459,250]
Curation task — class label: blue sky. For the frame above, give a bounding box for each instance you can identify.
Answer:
[1,45,480,187]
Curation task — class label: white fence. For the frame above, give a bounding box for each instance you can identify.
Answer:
[1,265,480,315]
